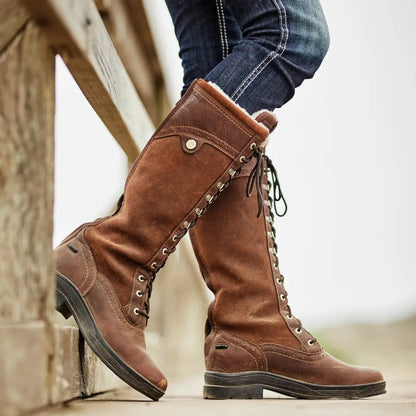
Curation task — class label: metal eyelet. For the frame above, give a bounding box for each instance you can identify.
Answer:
[276,278,282,284]
[229,168,236,177]
[308,340,315,346]
[280,294,286,301]
[240,156,247,163]
[136,290,143,297]
[133,308,140,315]
[151,262,157,269]
[273,263,279,269]
[183,221,190,229]
[217,182,225,191]
[195,208,202,216]
[162,248,168,255]
[173,234,178,242]
[295,328,302,334]
[250,143,256,150]
[138,275,145,282]
[287,314,293,319]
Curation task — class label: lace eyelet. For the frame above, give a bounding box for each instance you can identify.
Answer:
[280,293,286,301]
[173,234,178,242]
[229,168,236,177]
[240,156,247,163]
[217,182,225,191]
[276,278,282,284]
[287,314,293,319]
[183,221,190,229]
[136,290,143,297]
[250,143,256,150]
[273,263,279,269]
[138,275,145,282]
[295,328,302,334]
[195,208,202,216]
[308,340,315,346]
[133,308,140,315]
[162,248,168,255]
[151,262,158,269]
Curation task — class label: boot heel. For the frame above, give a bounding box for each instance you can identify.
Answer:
[204,384,263,399]
[56,290,73,319]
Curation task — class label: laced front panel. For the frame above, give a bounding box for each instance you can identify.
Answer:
[244,146,317,347]
[132,146,262,324]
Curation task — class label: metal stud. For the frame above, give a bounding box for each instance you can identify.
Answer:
[185,139,197,150]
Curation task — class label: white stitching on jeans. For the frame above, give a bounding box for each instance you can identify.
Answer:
[219,0,229,56]
[215,0,228,59]
[231,0,289,102]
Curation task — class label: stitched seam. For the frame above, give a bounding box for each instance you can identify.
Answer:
[230,0,289,101]
[263,350,326,363]
[232,52,278,102]
[157,126,239,157]
[195,88,254,138]
[215,0,226,59]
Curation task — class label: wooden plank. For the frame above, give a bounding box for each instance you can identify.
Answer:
[22,0,155,162]
[0,21,55,324]
[0,0,30,53]
[97,0,160,123]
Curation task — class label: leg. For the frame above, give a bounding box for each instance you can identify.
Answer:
[205,0,330,112]
[165,0,241,95]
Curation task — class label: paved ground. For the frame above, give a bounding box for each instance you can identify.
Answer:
[34,376,416,416]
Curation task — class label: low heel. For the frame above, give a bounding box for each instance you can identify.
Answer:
[56,290,73,319]
[204,384,263,400]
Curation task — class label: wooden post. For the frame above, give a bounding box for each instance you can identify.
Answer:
[0,20,55,412]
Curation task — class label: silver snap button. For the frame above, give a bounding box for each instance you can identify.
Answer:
[185,139,197,150]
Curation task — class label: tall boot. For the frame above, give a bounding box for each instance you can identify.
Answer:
[54,79,276,400]
[190,145,386,399]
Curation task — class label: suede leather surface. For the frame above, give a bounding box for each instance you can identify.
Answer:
[54,79,271,392]
[190,152,384,386]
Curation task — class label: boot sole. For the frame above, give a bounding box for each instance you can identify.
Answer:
[55,271,165,401]
[204,371,386,399]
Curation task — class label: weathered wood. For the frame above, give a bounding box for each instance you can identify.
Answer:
[0,0,30,53]
[22,0,155,162]
[97,0,160,123]
[0,21,55,324]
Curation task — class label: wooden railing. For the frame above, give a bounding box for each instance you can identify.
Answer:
[0,1,207,413]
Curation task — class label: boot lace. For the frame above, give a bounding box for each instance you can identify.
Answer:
[244,147,317,346]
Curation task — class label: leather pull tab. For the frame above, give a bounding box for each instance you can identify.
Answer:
[254,111,278,133]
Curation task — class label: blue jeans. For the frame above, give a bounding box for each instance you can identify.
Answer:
[165,0,330,113]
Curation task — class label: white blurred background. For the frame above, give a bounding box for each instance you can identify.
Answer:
[54,0,416,329]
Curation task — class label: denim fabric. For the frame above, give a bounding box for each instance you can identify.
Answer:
[165,0,330,113]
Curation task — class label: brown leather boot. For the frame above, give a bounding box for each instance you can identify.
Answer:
[190,143,386,399]
[54,79,275,400]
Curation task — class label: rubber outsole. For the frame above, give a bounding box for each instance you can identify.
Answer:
[204,371,386,400]
[55,271,165,401]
